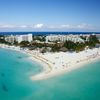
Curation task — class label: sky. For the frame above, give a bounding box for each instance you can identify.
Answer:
[0,0,100,32]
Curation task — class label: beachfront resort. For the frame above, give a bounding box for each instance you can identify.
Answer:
[0,33,100,80]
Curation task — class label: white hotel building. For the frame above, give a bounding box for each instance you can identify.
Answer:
[46,34,85,43]
[5,34,33,43]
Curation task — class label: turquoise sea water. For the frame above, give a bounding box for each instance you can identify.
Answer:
[0,48,100,100]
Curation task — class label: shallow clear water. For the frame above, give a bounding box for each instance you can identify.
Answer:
[0,48,100,100]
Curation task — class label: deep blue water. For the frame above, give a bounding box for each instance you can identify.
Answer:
[0,32,100,35]
[0,48,100,100]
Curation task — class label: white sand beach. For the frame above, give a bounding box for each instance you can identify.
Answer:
[30,48,100,80]
[0,44,100,80]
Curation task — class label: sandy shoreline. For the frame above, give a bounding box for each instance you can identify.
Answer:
[0,44,100,81]
[30,52,100,80]
[0,44,52,75]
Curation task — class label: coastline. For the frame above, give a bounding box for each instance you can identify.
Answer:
[29,48,100,80]
[0,44,100,81]
[0,44,52,75]
[30,52,100,80]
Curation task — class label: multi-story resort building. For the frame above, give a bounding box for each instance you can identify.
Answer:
[46,34,85,43]
[3,33,100,44]
[5,35,15,43]
[96,34,100,42]
[5,34,33,43]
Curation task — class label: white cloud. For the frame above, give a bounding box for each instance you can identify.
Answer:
[45,23,93,30]
[60,23,94,30]
[0,23,95,31]
[0,24,44,29]
[61,24,74,29]
[76,23,93,29]
[19,25,28,28]
[33,24,44,28]
[0,24,16,28]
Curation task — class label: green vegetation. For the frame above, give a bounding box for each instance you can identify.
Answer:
[64,41,86,52]
[33,35,46,42]
[51,44,61,52]
[64,35,99,52]
[0,35,6,43]
[87,35,99,48]
[19,41,30,47]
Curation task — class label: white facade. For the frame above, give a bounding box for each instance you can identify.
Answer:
[96,34,100,42]
[16,34,33,43]
[46,34,85,43]
[5,35,15,43]
[46,35,67,42]
[5,34,33,43]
